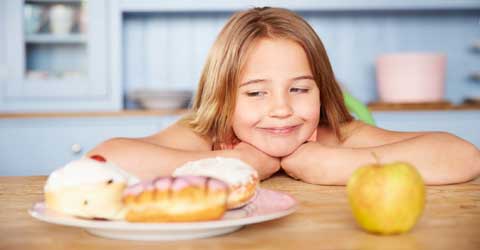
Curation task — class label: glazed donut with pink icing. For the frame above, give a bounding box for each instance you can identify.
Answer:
[173,157,259,209]
[123,176,229,222]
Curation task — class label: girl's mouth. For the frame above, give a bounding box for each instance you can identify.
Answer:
[258,124,301,135]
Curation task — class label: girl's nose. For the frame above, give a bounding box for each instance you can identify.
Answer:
[268,95,293,118]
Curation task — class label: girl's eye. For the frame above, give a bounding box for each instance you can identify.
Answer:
[246,91,266,97]
[290,88,309,93]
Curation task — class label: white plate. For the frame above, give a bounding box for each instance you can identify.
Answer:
[29,188,297,241]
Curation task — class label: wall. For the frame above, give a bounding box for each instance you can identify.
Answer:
[122,9,480,107]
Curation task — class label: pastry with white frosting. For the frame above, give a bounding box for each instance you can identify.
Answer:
[44,155,139,220]
[173,157,259,209]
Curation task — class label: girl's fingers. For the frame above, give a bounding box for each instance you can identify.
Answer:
[285,171,301,180]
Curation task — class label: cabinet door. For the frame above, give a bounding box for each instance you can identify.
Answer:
[0,0,119,111]
[374,111,480,147]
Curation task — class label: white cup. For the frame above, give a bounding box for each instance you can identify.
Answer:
[49,4,74,35]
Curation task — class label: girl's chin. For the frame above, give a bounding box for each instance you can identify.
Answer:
[258,145,299,158]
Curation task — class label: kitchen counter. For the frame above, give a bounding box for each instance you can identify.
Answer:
[367,101,480,111]
[1,102,479,119]
[0,109,189,119]
[1,174,479,249]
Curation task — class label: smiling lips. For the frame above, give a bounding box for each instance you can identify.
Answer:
[258,124,301,135]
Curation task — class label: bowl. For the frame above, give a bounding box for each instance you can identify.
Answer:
[376,52,446,103]
[128,89,193,110]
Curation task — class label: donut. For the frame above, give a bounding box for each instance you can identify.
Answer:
[123,176,229,222]
[173,157,259,209]
[44,155,139,220]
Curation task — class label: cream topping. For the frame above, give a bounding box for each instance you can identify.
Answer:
[173,157,258,185]
[44,156,139,191]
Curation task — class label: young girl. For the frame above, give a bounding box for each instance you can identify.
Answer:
[88,7,480,185]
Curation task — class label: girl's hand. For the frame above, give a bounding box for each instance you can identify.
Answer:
[281,142,325,182]
[233,141,281,180]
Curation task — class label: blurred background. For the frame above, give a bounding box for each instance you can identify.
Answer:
[1,0,479,175]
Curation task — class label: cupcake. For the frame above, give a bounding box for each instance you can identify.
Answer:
[44,155,139,220]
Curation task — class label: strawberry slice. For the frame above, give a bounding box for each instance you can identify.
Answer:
[90,155,106,162]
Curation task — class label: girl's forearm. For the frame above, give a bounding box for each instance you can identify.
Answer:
[288,133,480,185]
[281,145,369,185]
[86,137,237,180]
[362,133,480,184]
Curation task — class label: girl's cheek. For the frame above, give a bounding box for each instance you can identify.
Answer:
[237,99,265,120]
[293,96,320,117]
[234,107,256,129]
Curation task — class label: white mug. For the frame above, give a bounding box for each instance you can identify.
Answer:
[49,4,74,35]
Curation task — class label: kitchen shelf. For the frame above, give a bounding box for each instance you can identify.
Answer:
[25,34,86,44]
[120,0,480,12]
[0,0,116,111]
[26,0,83,3]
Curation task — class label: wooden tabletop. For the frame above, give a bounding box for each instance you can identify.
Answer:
[1,174,479,249]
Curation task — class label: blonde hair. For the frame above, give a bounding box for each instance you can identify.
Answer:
[181,7,353,147]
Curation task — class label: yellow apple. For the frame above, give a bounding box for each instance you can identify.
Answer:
[347,161,426,235]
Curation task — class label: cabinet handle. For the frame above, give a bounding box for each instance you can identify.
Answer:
[470,72,480,82]
[71,143,83,154]
[0,65,7,79]
[472,40,480,52]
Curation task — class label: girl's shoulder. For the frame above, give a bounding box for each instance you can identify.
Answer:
[315,120,363,146]
[315,120,427,148]
[140,120,213,151]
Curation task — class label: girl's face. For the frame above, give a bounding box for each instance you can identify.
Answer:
[233,38,320,157]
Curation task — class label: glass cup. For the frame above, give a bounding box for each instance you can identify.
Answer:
[24,4,45,34]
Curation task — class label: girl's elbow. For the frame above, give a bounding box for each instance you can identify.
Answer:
[86,137,130,157]
[424,133,480,184]
[463,145,480,181]
[441,142,480,184]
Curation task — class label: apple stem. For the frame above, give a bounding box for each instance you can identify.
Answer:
[371,152,381,165]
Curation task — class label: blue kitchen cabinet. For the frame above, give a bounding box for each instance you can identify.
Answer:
[0,115,180,176]
[1,111,479,176]
[373,111,480,147]
[0,0,121,112]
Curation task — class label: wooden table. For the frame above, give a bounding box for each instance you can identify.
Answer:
[1,174,479,250]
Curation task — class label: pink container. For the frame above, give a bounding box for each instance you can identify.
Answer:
[376,53,446,103]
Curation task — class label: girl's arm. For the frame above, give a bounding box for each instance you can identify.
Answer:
[281,122,480,185]
[87,122,230,180]
[87,122,279,180]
